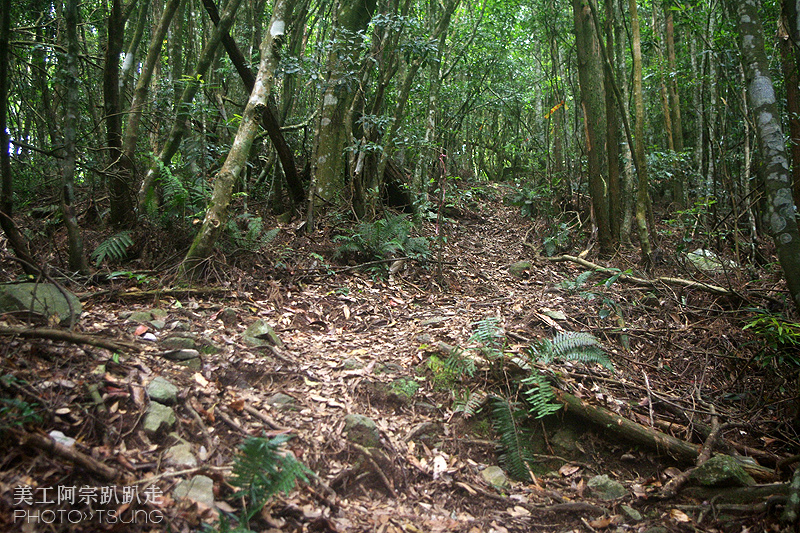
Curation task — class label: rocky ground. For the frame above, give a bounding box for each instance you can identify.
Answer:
[0,182,798,532]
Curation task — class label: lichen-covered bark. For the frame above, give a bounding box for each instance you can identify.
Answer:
[733,0,800,311]
[307,0,377,224]
[180,0,288,281]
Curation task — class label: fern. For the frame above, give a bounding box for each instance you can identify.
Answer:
[227,214,279,252]
[453,389,486,418]
[230,435,311,522]
[530,331,613,370]
[334,214,429,264]
[91,231,133,266]
[443,346,476,379]
[521,373,562,419]
[469,317,504,360]
[490,396,532,481]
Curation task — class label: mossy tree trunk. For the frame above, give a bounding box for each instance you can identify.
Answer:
[179,0,289,281]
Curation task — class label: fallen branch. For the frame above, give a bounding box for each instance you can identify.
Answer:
[20,431,118,481]
[0,326,140,353]
[81,287,232,302]
[547,254,734,296]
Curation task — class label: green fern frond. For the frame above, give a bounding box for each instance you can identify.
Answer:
[230,435,311,521]
[91,231,133,266]
[453,389,487,418]
[530,331,613,370]
[521,373,562,419]
[490,396,531,481]
[444,346,477,378]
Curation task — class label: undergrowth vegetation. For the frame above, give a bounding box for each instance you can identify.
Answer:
[334,214,429,268]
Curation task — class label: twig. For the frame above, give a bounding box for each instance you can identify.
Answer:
[0,326,140,353]
[20,430,118,481]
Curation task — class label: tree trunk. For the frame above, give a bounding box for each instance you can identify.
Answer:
[137,0,244,213]
[605,0,621,242]
[118,0,182,215]
[732,0,800,312]
[629,0,653,264]
[779,4,800,210]
[307,0,377,227]
[59,0,89,274]
[665,2,685,208]
[573,0,612,255]
[180,0,289,280]
[0,0,36,273]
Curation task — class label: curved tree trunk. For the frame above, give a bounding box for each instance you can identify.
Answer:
[180,0,289,281]
[732,0,800,312]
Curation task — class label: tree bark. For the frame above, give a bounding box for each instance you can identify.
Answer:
[732,0,800,312]
[573,0,612,255]
[137,0,245,213]
[307,0,377,227]
[779,4,800,210]
[59,0,89,274]
[0,0,36,273]
[665,2,685,208]
[180,0,289,280]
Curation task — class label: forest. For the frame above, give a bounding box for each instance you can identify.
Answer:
[2,0,800,531]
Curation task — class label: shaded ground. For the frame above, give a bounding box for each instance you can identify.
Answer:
[0,182,797,532]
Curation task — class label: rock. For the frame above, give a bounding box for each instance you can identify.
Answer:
[243,320,284,348]
[266,393,296,409]
[49,430,75,448]
[151,308,168,320]
[173,475,215,507]
[689,455,755,487]
[341,358,364,370]
[127,310,154,322]
[146,377,179,405]
[343,414,380,448]
[587,474,627,500]
[166,441,197,468]
[161,348,201,361]
[685,248,738,274]
[175,358,202,370]
[481,466,509,488]
[0,283,82,325]
[508,260,532,278]
[420,317,448,327]
[219,308,238,327]
[143,402,176,436]
[149,319,166,330]
[375,362,404,374]
[620,504,642,521]
[161,335,198,350]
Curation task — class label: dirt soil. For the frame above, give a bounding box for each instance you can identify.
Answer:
[0,182,798,533]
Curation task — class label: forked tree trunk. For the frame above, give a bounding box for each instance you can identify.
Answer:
[732,0,800,312]
[179,0,289,281]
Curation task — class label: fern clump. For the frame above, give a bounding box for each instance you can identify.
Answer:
[529,331,613,370]
[226,213,279,253]
[229,435,312,524]
[334,214,429,264]
[490,396,533,481]
[91,231,134,266]
[469,317,505,360]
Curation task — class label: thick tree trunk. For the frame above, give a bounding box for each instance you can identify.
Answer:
[0,0,36,273]
[180,0,289,281]
[733,0,800,312]
[60,0,89,274]
[307,0,377,227]
[573,0,612,255]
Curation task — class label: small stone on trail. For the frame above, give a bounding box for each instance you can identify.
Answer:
[143,402,176,436]
[508,260,532,278]
[481,466,509,488]
[146,376,179,405]
[243,319,284,348]
[587,474,627,500]
[343,414,380,448]
[173,475,215,507]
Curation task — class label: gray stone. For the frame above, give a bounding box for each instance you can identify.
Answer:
[175,358,201,370]
[420,317,448,327]
[173,475,215,507]
[341,358,364,370]
[161,335,198,350]
[266,393,296,409]
[375,362,404,374]
[549,426,582,454]
[149,319,166,330]
[481,466,509,488]
[508,261,532,278]
[689,455,755,487]
[146,377,179,405]
[243,320,284,348]
[161,348,200,361]
[127,310,154,322]
[219,308,239,327]
[620,504,642,522]
[0,283,82,325]
[587,474,627,500]
[166,441,197,468]
[151,308,168,320]
[686,249,739,274]
[143,402,176,436]
[343,414,380,448]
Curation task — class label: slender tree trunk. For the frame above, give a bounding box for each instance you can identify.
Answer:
[605,0,621,242]
[732,0,800,312]
[0,0,36,273]
[59,0,89,274]
[137,0,245,212]
[180,0,290,280]
[779,6,800,209]
[118,0,182,214]
[629,0,653,263]
[573,0,612,255]
[665,2,685,208]
[121,0,152,94]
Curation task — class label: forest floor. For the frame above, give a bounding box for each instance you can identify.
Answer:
[0,181,799,533]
